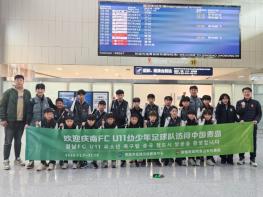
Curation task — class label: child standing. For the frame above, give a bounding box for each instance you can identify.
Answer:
[128,113,141,167]
[60,112,78,169]
[178,96,191,124]
[163,106,181,166]
[199,109,216,166]
[144,111,162,167]
[130,97,144,128]
[143,94,160,121]
[101,113,118,168]
[36,108,57,171]
[186,110,199,166]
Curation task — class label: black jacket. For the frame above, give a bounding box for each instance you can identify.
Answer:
[93,109,107,128]
[130,107,144,128]
[236,98,262,123]
[166,117,181,127]
[216,104,238,124]
[186,119,198,126]
[160,106,171,127]
[144,104,159,120]
[84,123,98,129]
[104,122,117,129]
[73,101,91,125]
[146,120,159,128]
[54,108,68,125]
[110,100,129,128]
[64,124,77,130]
[41,118,56,128]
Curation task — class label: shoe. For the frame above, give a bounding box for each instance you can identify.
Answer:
[140,160,146,167]
[196,159,201,166]
[227,159,234,165]
[135,161,140,167]
[61,162,68,169]
[163,159,170,166]
[154,160,162,167]
[72,163,78,169]
[26,161,34,169]
[14,158,25,166]
[47,163,55,171]
[237,158,245,165]
[250,160,258,167]
[206,159,215,166]
[188,158,196,166]
[91,161,98,169]
[79,161,88,169]
[101,161,108,168]
[3,160,10,170]
[181,159,187,166]
[221,158,227,164]
[111,161,116,168]
[120,161,126,167]
[36,163,46,171]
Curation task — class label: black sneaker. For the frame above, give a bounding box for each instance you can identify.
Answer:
[120,161,126,167]
[221,158,227,164]
[92,161,98,169]
[163,159,170,166]
[140,160,146,167]
[135,161,140,167]
[155,160,162,167]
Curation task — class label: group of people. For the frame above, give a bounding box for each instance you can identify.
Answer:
[0,75,262,171]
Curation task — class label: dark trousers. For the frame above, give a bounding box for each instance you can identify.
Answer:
[3,121,25,160]
[239,126,257,161]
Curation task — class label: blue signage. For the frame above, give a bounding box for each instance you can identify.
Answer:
[134,66,213,76]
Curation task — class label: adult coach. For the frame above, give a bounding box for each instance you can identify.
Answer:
[0,75,31,170]
[236,87,262,167]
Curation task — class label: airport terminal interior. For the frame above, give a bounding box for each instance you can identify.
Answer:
[0,0,263,196]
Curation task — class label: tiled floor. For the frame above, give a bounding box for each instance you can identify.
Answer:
[0,128,262,197]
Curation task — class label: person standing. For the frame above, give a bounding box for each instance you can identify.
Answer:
[236,87,262,167]
[188,86,203,115]
[0,75,31,170]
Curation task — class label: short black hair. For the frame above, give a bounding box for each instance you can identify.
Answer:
[56,98,64,103]
[187,110,196,116]
[202,95,211,101]
[149,111,157,117]
[65,112,74,120]
[147,94,155,99]
[242,87,252,92]
[14,75,24,80]
[116,89,124,95]
[169,105,178,112]
[164,96,173,101]
[105,113,114,120]
[202,109,213,116]
[190,85,198,90]
[44,108,54,114]
[87,114,96,121]
[132,97,140,103]
[130,113,139,118]
[77,89,86,95]
[181,96,190,102]
[98,100,106,105]
[35,83,45,90]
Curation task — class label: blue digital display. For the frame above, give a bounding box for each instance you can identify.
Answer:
[98,1,241,58]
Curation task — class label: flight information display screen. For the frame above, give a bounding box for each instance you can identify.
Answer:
[98,1,241,58]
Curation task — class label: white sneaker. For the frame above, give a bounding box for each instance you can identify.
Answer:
[61,162,68,169]
[181,159,187,166]
[101,161,108,168]
[47,163,55,171]
[237,159,245,165]
[206,159,215,166]
[188,158,196,166]
[36,163,46,171]
[250,161,258,167]
[3,160,10,170]
[26,161,34,169]
[14,158,25,166]
[72,163,78,169]
[196,159,201,166]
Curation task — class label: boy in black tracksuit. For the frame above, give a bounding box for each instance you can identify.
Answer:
[93,100,107,128]
[101,113,118,168]
[143,94,160,121]
[130,97,144,128]
[198,95,214,119]
[160,96,173,127]
[79,114,99,169]
[236,87,262,167]
[200,109,216,166]
[144,111,162,167]
[110,89,130,167]
[128,113,141,167]
[60,112,78,169]
[163,106,181,166]
[54,98,68,127]
[36,108,57,171]
[186,110,199,166]
[216,93,239,165]
[73,89,91,127]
